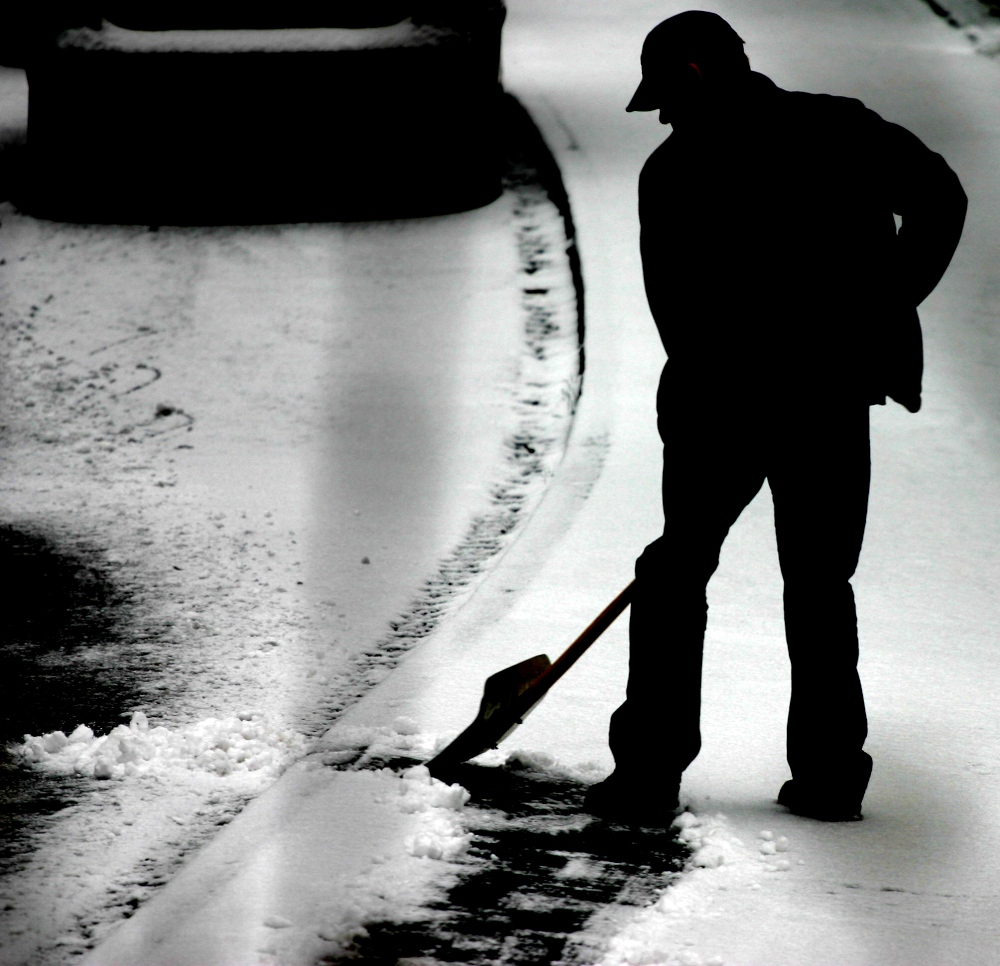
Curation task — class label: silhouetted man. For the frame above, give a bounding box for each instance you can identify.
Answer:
[585,11,966,824]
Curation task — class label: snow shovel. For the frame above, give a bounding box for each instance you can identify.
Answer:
[426,581,634,778]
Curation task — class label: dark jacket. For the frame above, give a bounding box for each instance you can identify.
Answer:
[640,72,967,411]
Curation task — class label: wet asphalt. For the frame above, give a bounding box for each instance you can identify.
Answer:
[0,525,165,877]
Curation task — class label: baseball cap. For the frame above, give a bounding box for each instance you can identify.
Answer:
[627,11,746,112]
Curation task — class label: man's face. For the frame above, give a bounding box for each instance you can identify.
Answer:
[644,53,751,124]
[641,60,705,125]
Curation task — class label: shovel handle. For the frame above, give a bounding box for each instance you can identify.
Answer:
[536,579,634,692]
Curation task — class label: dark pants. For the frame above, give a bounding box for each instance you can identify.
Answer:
[610,391,873,795]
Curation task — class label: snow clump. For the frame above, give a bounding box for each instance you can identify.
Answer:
[554,855,603,880]
[757,829,791,871]
[15,710,308,780]
[673,811,742,870]
[397,765,472,861]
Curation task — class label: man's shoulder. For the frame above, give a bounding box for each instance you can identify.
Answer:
[767,79,882,129]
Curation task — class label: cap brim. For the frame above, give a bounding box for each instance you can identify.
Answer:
[626,77,659,112]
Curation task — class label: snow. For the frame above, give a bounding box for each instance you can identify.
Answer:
[931,0,1000,55]
[16,711,308,781]
[0,48,583,957]
[79,756,478,966]
[2,0,999,963]
[554,855,603,879]
[493,1,1000,963]
[57,19,453,54]
[0,153,580,959]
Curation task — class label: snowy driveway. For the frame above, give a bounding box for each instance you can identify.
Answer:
[0,105,580,958]
[4,0,1000,963]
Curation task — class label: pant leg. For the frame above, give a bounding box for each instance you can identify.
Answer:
[767,402,872,794]
[609,397,767,776]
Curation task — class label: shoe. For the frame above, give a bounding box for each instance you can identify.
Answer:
[777,779,863,822]
[583,771,682,827]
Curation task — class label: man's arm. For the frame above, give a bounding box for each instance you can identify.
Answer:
[638,148,694,357]
[638,158,672,350]
[875,113,968,308]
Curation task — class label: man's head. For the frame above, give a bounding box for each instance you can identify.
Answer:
[627,11,749,123]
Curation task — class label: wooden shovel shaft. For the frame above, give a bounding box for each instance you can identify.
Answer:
[533,579,635,694]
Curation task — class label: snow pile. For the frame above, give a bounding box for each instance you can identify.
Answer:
[314,721,482,863]
[15,711,307,781]
[261,763,474,961]
[395,764,472,860]
[57,19,452,53]
[671,811,745,871]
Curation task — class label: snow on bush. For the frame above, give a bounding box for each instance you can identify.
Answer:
[15,710,307,781]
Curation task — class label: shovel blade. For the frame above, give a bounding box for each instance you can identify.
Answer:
[423,582,635,781]
[426,654,551,776]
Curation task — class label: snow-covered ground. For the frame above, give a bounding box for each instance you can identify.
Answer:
[3,0,1000,963]
[0,70,580,961]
